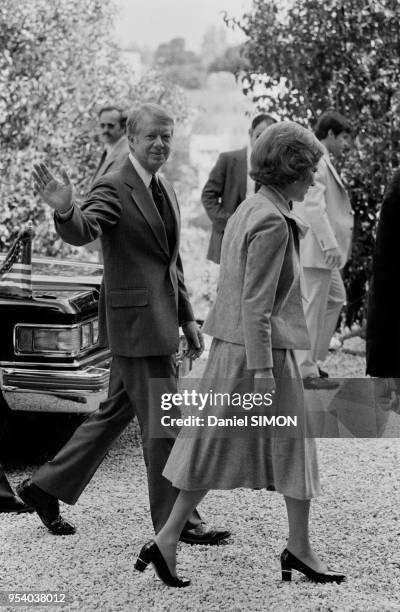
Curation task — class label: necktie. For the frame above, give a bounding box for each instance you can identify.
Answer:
[255,181,262,193]
[150,176,175,254]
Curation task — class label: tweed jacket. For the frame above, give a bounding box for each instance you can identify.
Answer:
[201,147,247,263]
[292,149,353,269]
[55,156,194,357]
[203,186,310,370]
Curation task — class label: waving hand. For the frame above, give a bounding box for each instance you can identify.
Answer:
[32,163,73,212]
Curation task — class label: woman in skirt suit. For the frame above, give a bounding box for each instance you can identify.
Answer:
[135,121,345,587]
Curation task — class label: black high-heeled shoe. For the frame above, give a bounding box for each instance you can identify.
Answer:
[280,548,345,584]
[135,540,190,588]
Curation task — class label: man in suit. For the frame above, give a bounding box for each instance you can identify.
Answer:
[202,113,277,263]
[293,110,353,389]
[92,105,130,183]
[18,103,229,545]
[0,465,32,513]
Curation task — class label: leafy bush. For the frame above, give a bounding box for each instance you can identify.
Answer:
[229,0,400,324]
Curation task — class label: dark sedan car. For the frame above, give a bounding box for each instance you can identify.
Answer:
[0,227,190,450]
[0,251,111,440]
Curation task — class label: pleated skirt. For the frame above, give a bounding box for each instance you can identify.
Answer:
[163,339,320,500]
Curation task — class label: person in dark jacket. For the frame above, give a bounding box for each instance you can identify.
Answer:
[201,113,277,263]
[18,103,229,546]
[366,169,400,376]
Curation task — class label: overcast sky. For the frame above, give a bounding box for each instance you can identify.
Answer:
[114,0,253,51]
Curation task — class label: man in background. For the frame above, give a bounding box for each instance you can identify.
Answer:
[89,106,130,259]
[92,105,129,183]
[293,110,353,389]
[201,113,277,264]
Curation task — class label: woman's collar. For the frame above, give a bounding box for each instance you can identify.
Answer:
[259,185,309,238]
[260,185,292,213]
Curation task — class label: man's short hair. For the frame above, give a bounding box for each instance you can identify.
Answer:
[126,103,174,137]
[251,113,277,131]
[250,121,324,188]
[98,105,127,129]
[314,110,351,140]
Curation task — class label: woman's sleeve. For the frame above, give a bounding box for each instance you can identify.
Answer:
[242,216,288,370]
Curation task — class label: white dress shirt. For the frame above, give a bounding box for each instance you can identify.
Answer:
[128,153,153,190]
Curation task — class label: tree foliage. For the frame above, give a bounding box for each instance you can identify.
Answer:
[0,0,188,258]
[207,45,248,75]
[229,0,400,324]
[153,38,204,89]
[201,26,228,68]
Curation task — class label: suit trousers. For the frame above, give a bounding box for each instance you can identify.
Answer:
[296,267,346,378]
[0,464,15,502]
[32,355,200,532]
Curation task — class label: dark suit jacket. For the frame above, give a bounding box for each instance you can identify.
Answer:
[55,157,194,357]
[201,147,247,263]
[366,170,400,376]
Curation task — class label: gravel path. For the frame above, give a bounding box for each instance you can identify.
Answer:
[1,344,400,611]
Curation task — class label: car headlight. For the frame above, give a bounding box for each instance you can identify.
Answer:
[15,319,99,356]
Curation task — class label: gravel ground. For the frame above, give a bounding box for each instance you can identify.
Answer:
[2,341,400,612]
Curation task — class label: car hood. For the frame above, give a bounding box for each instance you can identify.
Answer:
[29,257,102,312]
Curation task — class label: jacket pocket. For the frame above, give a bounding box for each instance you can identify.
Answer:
[110,288,148,308]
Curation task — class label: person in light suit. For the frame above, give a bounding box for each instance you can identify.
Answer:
[92,105,130,183]
[134,122,345,588]
[87,106,130,260]
[293,110,353,388]
[18,104,229,546]
[201,113,277,264]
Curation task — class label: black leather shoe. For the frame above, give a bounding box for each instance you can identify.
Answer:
[0,496,34,514]
[135,540,190,588]
[281,548,345,584]
[179,523,231,545]
[303,377,339,390]
[16,479,75,535]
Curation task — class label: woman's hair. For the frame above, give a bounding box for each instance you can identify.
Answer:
[250,121,324,188]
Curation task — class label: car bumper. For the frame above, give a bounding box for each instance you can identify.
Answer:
[1,362,110,414]
[1,339,192,415]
